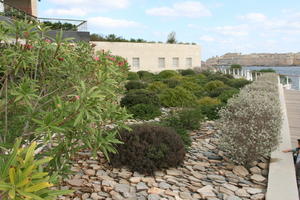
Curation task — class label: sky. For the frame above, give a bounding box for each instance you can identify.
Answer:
[38,0,300,60]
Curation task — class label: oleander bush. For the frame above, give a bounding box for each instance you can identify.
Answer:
[159,86,197,107]
[218,73,282,165]
[0,139,73,199]
[128,104,161,120]
[0,20,130,175]
[198,97,222,120]
[125,80,148,91]
[127,72,140,80]
[147,81,168,94]
[109,124,186,174]
[120,89,160,108]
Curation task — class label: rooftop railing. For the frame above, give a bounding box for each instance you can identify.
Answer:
[0,0,37,21]
[38,17,88,32]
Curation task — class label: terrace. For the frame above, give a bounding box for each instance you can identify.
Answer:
[0,0,90,41]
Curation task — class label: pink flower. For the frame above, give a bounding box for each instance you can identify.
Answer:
[45,39,51,43]
[24,44,33,50]
[75,96,80,100]
[94,56,100,61]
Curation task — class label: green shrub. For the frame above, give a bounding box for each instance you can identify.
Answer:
[207,86,232,98]
[181,80,205,98]
[147,81,168,94]
[204,80,226,92]
[158,70,179,79]
[127,72,140,80]
[178,69,196,76]
[198,97,222,120]
[0,139,73,199]
[121,89,160,108]
[137,71,155,81]
[161,108,204,147]
[218,89,239,103]
[109,124,186,174]
[0,20,130,175]
[230,64,242,69]
[218,73,281,165]
[159,86,197,107]
[257,68,276,73]
[227,78,251,89]
[206,73,232,85]
[163,79,181,88]
[125,80,148,91]
[128,104,161,120]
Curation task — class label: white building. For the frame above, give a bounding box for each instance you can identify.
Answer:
[92,41,201,72]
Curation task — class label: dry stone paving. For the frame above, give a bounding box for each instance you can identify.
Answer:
[60,121,268,200]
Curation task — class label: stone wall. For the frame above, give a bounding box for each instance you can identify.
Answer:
[206,53,300,66]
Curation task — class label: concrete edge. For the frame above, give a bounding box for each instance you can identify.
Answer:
[266,79,298,200]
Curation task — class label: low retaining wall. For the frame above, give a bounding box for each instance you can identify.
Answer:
[266,81,298,199]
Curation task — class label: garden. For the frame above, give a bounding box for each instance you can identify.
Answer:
[0,20,282,200]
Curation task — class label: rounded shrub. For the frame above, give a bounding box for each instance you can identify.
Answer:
[128,104,161,120]
[162,108,204,147]
[207,86,232,98]
[181,80,205,98]
[198,97,222,120]
[158,70,179,79]
[137,71,155,81]
[218,89,239,103]
[120,89,160,108]
[163,79,181,88]
[179,69,196,76]
[227,78,251,89]
[109,124,186,174]
[159,86,197,107]
[230,64,242,69]
[127,72,140,80]
[218,74,281,165]
[125,80,148,91]
[147,81,168,94]
[204,80,225,92]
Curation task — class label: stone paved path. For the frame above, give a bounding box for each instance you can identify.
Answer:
[284,89,300,147]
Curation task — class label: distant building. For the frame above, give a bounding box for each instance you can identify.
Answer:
[92,41,201,72]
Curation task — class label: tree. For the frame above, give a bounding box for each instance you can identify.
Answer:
[167,31,177,44]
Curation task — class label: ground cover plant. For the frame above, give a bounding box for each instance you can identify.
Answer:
[0,20,130,176]
[218,73,282,165]
[109,124,186,174]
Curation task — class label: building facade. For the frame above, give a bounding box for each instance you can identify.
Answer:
[3,0,37,16]
[92,42,201,72]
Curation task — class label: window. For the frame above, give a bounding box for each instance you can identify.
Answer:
[172,57,179,68]
[132,57,140,69]
[186,57,192,67]
[158,57,165,68]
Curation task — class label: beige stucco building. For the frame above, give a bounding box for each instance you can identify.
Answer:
[92,42,201,72]
[3,0,38,16]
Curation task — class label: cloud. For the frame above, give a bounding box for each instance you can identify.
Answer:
[199,35,215,42]
[49,0,130,9]
[43,0,130,17]
[239,13,267,22]
[146,1,211,18]
[214,25,249,37]
[45,8,87,17]
[88,17,141,29]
